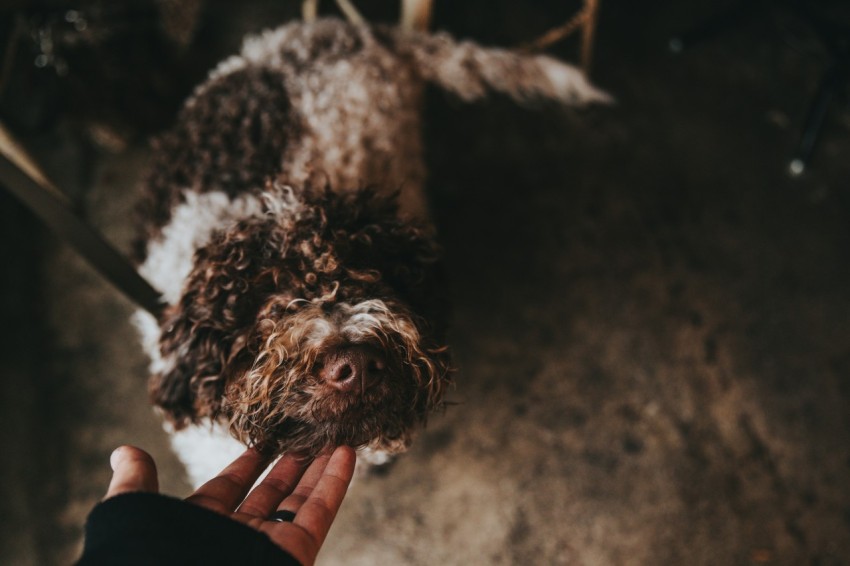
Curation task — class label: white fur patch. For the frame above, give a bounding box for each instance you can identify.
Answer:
[139,190,265,305]
[288,299,411,348]
[172,420,388,487]
[338,299,418,343]
[132,309,171,375]
[191,21,430,221]
[207,54,249,82]
[535,55,613,105]
[168,422,249,488]
[134,188,302,374]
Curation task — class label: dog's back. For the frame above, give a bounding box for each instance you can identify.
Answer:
[135,19,609,263]
[136,20,426,263]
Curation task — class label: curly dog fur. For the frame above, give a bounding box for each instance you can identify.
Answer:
[132,18,608,485]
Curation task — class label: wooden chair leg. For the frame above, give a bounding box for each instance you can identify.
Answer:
[401,0,433,31]
[580,0,600,72]
[335,0,365,25]
[519,1,601,74]
[302,0,319,22]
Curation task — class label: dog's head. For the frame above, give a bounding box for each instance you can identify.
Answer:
[152,186,451,456]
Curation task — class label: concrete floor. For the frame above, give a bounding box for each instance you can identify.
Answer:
[2,1,850,564]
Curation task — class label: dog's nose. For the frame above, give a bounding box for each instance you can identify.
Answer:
[320,345,385,393]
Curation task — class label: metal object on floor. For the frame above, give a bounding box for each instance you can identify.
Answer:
[669,0,850,175]
[789,62,846,176]
[787,3,850,176]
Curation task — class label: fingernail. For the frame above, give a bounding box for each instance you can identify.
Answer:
[109,446,128,471]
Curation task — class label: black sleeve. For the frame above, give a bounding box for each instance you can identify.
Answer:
[76,492,301,565]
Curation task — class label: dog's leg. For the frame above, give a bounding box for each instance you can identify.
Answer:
[401,0,432,31]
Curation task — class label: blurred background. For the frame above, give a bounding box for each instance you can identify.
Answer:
[1,0,850,564]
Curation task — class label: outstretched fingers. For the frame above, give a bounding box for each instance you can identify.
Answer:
[272,450,334,517]
[263,446,356,565]
[186,448,271,514]
[292,446,356,541]
[236,453,310,519]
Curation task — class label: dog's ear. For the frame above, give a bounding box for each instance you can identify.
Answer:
[150,304,245,428]
[149,220,283,427]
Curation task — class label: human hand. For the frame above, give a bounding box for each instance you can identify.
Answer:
[105,445,356,566]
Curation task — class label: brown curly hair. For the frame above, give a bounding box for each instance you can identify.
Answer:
[150,185,452,456]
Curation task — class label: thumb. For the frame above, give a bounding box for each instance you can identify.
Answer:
[104,445,159,500]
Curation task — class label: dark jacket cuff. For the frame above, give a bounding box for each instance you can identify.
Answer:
[77,492,301,565]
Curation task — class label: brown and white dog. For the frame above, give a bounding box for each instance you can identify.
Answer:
[132,18,609,486]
